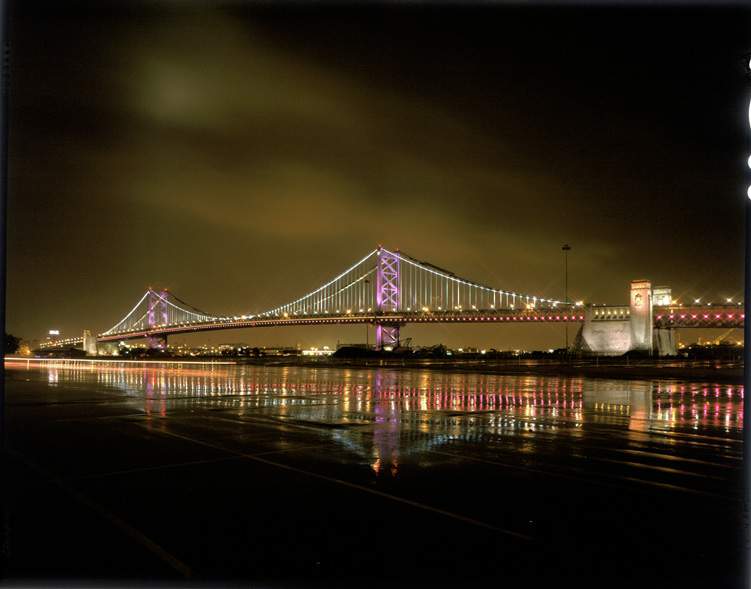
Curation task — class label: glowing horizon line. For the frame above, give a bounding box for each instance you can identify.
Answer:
[5,356,237,366]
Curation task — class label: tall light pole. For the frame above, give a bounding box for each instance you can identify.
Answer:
[562,244,571,351]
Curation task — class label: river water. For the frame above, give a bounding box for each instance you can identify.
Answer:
[3,358,746,584]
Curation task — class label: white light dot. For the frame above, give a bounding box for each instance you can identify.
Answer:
[747,185,751,200]
[747,155,751,169]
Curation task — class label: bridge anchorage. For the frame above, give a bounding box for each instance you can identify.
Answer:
[37,245,744,356]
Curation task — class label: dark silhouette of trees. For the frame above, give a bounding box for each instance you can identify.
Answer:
[5,333,21,354]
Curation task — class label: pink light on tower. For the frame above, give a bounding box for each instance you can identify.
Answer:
[375,247,401,350]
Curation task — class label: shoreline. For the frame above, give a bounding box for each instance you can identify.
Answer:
[6,355,743,384]
[290,358,744,384]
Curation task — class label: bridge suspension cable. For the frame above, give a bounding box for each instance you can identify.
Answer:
[254,246,569,319]
[257,249,379,317]
[99,246,571,337]
[101,289,218,336]
[382,248,568,312]
[101,291,151,335]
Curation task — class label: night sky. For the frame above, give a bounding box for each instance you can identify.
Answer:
[7,2,751,349]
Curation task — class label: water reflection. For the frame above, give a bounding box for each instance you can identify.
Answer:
[7,360,744,478]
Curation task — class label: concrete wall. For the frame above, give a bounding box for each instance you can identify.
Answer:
[653,328,677,356]
[576,280,677,356]
[578,310,632,355]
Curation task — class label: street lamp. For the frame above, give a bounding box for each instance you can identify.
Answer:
[562,244,572,350]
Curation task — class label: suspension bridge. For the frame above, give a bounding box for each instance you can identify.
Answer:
[39,246,744,356]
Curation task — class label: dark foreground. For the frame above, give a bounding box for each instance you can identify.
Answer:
[1,360,746,587]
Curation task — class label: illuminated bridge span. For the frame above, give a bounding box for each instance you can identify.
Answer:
[93,247,572,349]
[41,246,744,355]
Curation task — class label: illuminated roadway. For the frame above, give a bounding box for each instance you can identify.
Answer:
[93,305,743,343]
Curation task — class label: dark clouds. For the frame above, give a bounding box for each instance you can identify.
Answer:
[7,3,750,348]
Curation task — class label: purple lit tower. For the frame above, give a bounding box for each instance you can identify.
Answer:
[159,289,169,324]
[375,247,402,350]
[147,289,158,329]
[146,289,168,349]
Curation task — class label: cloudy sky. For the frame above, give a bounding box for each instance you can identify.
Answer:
[7,2,750,348]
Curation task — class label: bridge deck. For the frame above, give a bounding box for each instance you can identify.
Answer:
[653,305,744,328]
[40,305,745,348]
[96,309,586,342]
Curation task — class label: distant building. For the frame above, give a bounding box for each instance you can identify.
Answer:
[261,347,301,356]
[652,286,672,307]
[302,346,334,357]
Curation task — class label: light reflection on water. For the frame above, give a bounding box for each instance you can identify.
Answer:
[7,360,743,478]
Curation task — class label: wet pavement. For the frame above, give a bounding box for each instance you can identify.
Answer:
[1,359,746,587]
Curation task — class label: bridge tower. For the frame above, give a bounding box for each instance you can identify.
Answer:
[146,289,168,350]
[159,289,169,324]
[629,279,653,354]
[375,247,402,350]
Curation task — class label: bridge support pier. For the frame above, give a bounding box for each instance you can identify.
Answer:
[82,329,98,356]
[375,323,400,350]
[653,328,677,356]
[147,334,167,350]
